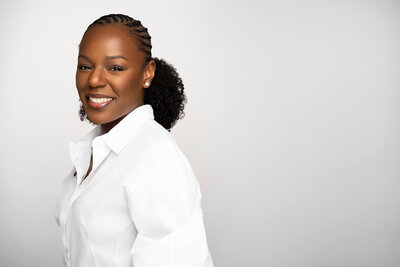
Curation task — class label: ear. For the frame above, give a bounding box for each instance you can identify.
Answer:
[143,59,156,88]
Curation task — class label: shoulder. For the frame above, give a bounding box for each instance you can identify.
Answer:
[122,119,199,191]
[128,119,187,164]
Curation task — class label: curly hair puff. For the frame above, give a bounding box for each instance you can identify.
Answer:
[79,14,186,130]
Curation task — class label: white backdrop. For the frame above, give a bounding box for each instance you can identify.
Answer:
[0,0,399,266]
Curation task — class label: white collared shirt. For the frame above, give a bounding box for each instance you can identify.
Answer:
[55,104,213,267]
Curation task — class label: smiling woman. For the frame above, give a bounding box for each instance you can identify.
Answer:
[76,22,152,132]
[55,14,213,267]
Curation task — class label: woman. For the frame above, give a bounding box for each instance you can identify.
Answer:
[55,14,213,267]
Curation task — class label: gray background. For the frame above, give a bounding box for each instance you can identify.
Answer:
[0,0,399,266]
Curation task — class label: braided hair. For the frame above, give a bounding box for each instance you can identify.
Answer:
[79,14,186,130]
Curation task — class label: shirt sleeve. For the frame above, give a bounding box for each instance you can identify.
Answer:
[124,150,214,267]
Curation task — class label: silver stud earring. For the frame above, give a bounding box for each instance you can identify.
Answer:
[144,81,150,87]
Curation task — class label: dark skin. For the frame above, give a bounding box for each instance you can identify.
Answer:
[76,24,156,180]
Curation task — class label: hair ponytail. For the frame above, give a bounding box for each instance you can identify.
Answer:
[144,57,186,130]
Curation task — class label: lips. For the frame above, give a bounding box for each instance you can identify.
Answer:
[85,94,115,109]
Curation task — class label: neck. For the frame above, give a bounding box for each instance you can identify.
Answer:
[100,116,124,133]
[100,103,144,133]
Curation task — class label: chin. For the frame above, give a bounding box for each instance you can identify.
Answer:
[84,115,100,125]
[86,113,108,125]
[88,112,124,127]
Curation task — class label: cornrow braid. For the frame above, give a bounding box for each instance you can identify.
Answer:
[87,14,152,63]
[80,14,186,130]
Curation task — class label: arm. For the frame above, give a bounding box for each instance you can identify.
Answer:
[125,154,213,267]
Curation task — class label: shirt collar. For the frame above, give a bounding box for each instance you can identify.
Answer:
[69,104,154,178]
[69,125,102,181]
[99,104,154,155]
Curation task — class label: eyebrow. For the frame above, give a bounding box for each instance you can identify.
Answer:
[78,55,128,61]
[106,55,128,61]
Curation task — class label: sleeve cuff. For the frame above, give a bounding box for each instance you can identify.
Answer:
[130,209,213,267]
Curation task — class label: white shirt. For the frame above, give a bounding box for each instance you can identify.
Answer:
[55,104,213,267]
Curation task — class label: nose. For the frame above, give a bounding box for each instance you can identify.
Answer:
[88,67,107,88]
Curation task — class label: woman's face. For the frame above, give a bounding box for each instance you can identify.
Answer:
[76,23,155,132]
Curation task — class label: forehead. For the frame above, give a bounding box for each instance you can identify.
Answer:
[79,24,142,59]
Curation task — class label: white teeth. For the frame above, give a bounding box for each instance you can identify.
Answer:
[89,97,113,103]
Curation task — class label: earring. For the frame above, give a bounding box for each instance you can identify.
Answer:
[144,81,150,87]
[79,99,86,121]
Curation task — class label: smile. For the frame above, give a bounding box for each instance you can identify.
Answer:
[87,96,114,109]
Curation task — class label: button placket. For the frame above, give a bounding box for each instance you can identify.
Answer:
[65,247,69,265]
[63,127,103,266]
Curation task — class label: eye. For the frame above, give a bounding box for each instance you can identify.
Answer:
[77,64,91,70]
[108,65,124,72]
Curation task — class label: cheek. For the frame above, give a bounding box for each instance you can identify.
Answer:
[114,73,143,99]
[76,73,86,92]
